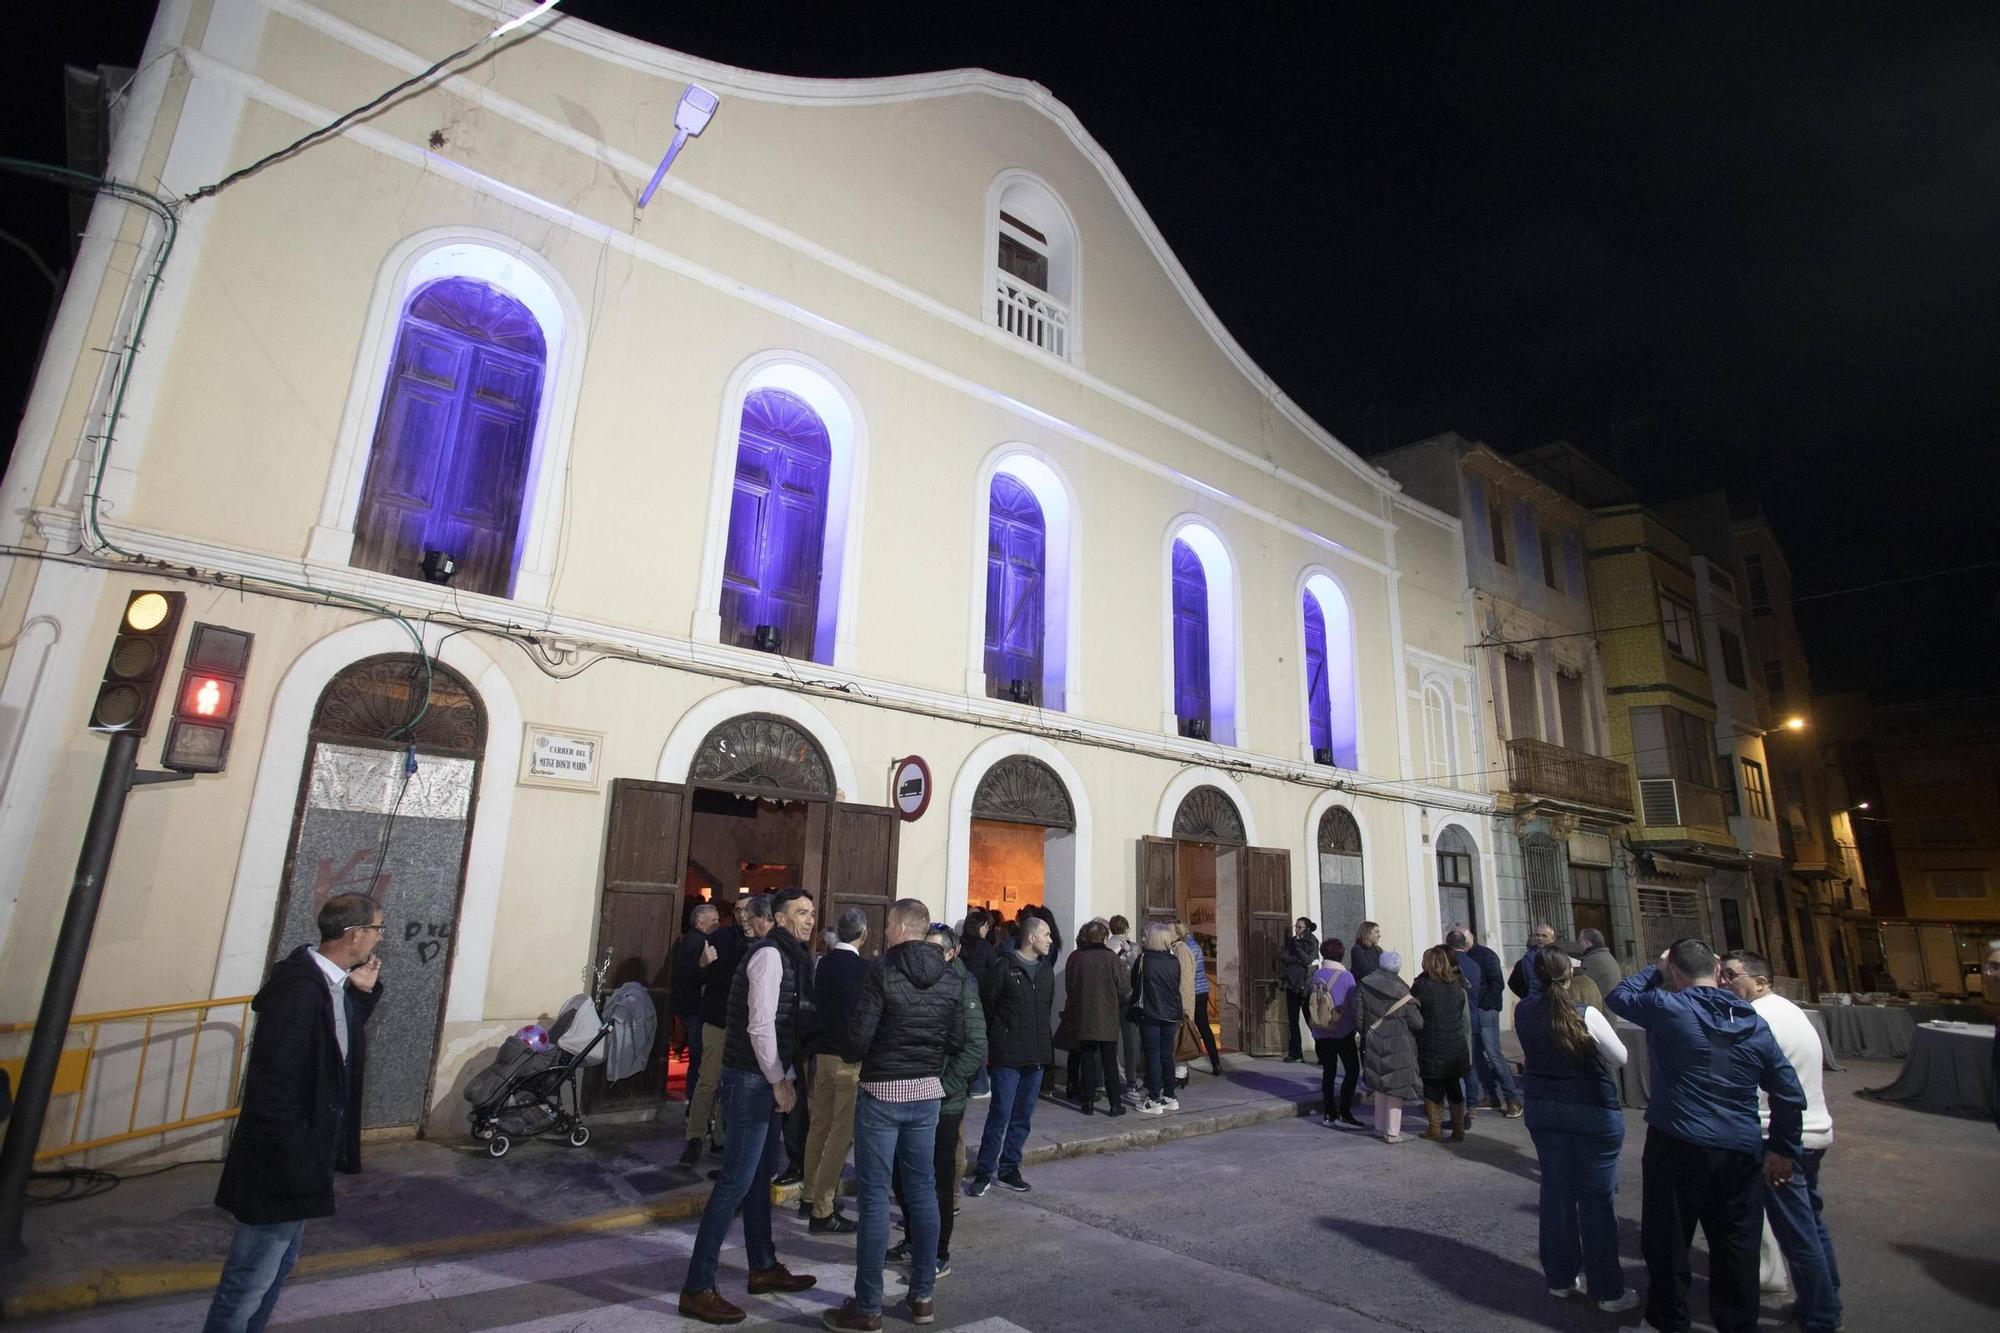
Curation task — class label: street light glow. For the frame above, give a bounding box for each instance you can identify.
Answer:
[1784,716,1806,731]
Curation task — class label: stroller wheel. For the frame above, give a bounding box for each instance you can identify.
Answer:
[568,1124,591,1148]
[487,1135,511,1158]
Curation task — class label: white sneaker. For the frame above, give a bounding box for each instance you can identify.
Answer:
[1598,1291,1641,1314]
[1162,1096,1180,1111]
[1137,1099,1164,1116]
[1549,1280,1584,1298]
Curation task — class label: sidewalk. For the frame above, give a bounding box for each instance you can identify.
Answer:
[3,1053,1325,1319]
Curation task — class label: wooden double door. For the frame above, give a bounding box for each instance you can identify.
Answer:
[591,776,900,1109]
[1136,835,1292,1057]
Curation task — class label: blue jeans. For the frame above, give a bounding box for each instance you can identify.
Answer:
[969,1063,990,1096]
[1765,1148,1841,1333]
[1140,1018,1175,1101]
[854,1091,940,1315]
[974,1064,1042,1178]
[684,1066,783,1294]
[1525,1098,1626,1300]
[203,1219,305,1333]
[1466,1007,1519,1103]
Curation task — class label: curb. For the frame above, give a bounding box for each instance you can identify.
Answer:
[4,1088,1317,1319]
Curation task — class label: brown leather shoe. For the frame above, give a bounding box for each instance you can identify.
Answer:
[747,1262,817,1295]
[677,1288,746,1325]
[821,1299,883,1331]
[904,1295,937,1324]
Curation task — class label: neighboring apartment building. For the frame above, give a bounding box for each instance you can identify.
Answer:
[1375,434,1636,972]
[1729,509,1870,992]
[1655,492,1825,992]
[1822,694,1999,997]
[1517,446,1753,960]
[0,1,1488,1153]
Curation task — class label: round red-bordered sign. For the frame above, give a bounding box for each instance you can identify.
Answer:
[891,756,931,821]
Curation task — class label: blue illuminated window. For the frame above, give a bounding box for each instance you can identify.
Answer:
[1172,538,1210,737]
[353,277,545,597]
[720,388,832,660]
[985,473,1046,703]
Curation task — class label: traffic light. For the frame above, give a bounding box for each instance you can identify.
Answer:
[89,591,186,735]
[161,624,254,774]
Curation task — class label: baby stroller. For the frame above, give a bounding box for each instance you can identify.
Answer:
[464,994,611,1158]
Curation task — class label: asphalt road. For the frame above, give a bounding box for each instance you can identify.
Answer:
[32,1061,1999,1332]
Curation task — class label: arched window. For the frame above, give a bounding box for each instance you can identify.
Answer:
[985,473,1046,703]
[1316,806,1365,948]
[720,388,832,659]
[1302,573,1358,769]
[989,172,1079,361]
[1165,521,1239,746]
[1171,539,1211,738]
[351,277,546,597]
[1423,683,1453,781]
[1436,824,1478,935]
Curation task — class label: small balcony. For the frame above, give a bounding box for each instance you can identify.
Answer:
[1505,737,1634,814]
[994,277,1071,359]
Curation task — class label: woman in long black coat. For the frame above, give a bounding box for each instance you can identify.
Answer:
[1280,918,1320,1063]
[1411,944,1471,1143]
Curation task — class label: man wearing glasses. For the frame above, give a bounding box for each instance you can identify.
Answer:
[205,893,385,1332]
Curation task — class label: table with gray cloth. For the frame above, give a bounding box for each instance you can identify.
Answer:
[1811,1004,1924,1062]
[1611,1019,1650,1110]
[1803,1007,1842,1072]
[1863,1023,1996,1120]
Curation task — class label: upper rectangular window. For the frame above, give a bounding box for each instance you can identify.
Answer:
[1659,590,1701,664]
[1742,553,1771,612]
[1489,503,1508,565]
[1540,534,1560,590]
[1504,654,1541,741]
[1762,659,1786,705]
[1718,628,1747,688]
[1741,758,1771,819]
[1930,869,1990,900]
[1555,669,1589,752]
[1631,705,1717,787]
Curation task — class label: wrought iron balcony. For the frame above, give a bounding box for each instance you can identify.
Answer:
[1505,737,1634,813]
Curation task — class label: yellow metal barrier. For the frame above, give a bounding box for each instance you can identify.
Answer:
[0,995,254,1161]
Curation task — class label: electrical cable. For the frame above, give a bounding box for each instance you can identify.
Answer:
[1472,558,2000,653]
[181,3,564,204]
[0,159,435,741]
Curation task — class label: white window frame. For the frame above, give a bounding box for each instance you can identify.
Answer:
[985,170,1082,365]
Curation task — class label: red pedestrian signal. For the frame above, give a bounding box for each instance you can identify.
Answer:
[89,591,186,735]
[161,624,254,774]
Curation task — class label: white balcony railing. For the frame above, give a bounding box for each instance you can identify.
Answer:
[994,277,1071,359]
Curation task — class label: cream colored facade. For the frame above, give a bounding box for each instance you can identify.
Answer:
[0,0,1488,1148]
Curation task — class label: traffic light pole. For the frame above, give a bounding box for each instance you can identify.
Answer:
[0,731,189,1253]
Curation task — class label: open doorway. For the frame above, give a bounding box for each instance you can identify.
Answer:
[1137,784,1290,1055]
[965,756,1078,947]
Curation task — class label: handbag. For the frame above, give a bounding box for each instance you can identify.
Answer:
[1366,993,1413,1034]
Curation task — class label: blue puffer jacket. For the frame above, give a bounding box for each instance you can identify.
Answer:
[1607,964,1806,1159]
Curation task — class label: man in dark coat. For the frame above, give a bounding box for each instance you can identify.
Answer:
[670,903,719,1087]
[969,914,1054,1195]
[1062,921,1129,1114]
[823,900,967,1330]
[206,893,383,1333]
[683,895,770,1169]
[1452,927,1521,1119]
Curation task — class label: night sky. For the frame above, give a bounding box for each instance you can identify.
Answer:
[4,3,1996,705]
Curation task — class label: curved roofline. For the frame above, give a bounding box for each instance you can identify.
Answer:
[458,0,1398,499]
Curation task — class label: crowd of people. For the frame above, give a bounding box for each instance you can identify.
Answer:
[201,886,1874,1333]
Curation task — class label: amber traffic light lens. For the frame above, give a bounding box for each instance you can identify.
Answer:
[125,592,172,632]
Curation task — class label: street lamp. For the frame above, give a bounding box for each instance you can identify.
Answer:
[1784,716,1807,731]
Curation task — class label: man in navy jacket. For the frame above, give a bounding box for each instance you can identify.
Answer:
[1608,939,1806,1333]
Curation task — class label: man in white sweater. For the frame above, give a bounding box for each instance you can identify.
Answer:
[1719,950,1841,1333]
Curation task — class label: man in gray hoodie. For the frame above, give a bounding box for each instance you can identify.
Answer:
[1608,939,1806,1333]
